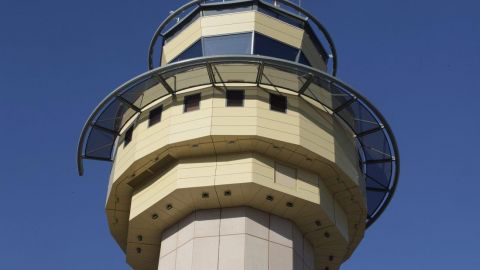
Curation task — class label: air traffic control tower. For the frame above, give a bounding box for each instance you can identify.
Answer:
[77,1,400,269]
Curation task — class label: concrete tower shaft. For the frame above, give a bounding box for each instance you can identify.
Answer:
[77,1,400,270]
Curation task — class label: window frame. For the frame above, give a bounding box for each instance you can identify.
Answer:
[269,93,287,113]
[183,93,202,113]
[148,105,163,127]
[226,89,245,107]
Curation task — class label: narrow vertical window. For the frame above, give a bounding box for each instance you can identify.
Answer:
[184,93,201,112]
[269,93,287,113]
[124,126,134,146]
[149,106,163,127]
[226,90,245,107]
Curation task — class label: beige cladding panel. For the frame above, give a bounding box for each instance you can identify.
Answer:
[200,12,256,37]
[253,12,304,48]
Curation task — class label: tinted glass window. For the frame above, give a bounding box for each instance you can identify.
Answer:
[171,40,203,63]
[148,106,163,127]
[298,52,311,66]
[254,33,299,61]
[184,93,201,112]
[226,90,245,107]
[269,93,287,113]
[124,126,134,146]
[204,33,253,56]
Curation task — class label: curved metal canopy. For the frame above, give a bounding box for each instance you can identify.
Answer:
[147,0,338,75]
[77,55,399,228]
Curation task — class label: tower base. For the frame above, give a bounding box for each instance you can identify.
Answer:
[158,207,315,270]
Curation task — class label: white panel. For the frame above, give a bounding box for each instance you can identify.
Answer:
[292,226,304,257]
[293,254,304,270]
[269,242,293,270]
[192,237,219,270]
[218,234,246,270]
[195,209,221,237]
[245,234,269,270]
[176,240,194,270]
[245,207,269,240]
[178,213,195,247]
[160,224,178,257]
[303,239,314,269]
[269,215,293,247]
[220,207,247,235]
[158,250,176,270]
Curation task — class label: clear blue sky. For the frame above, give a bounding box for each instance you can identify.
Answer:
[0,0,479,269]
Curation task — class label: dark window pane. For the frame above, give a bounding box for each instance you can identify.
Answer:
[298,52,311,66]
[254,33,299,61]
[184,93,201,112]
[226,90,245,107]
[149,106,163,127]
[204,33,253,56]
[269,93,287,113]
[171,40,203,63]
[124,126,134,146]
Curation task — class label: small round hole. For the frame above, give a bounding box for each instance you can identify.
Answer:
[202,192,210,198]
[286,202,294,208]
[266,195,274,201]
[324,232,330,238]
[136,247,142,254]
[137,235,143,241]
[151,214,159,220]
[224,190,231,196]
[166,204,173,210]
[315,220,322,227]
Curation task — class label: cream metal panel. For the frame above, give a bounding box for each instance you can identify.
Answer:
[162,19,202,64]
[201,11,256,37]
[253,12,304,48]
